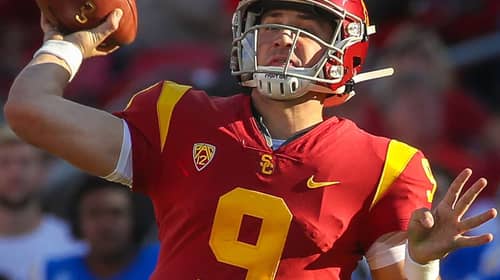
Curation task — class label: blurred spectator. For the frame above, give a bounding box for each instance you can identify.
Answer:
[0,124,85,280]
[134,0,230,51]
[477,113,500,198]
[363,24,495,196]
[0,1,38,119]
[63,56,116,107]
[102,43,230,112]
[407,0,499,44]
[364,0,499,46]
[108,0,240,108]
[0,1,41,100]
[42,176,158,280]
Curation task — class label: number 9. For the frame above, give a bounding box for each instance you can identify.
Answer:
[209,187,293,280]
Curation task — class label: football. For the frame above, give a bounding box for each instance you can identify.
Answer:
[35,0,138,49]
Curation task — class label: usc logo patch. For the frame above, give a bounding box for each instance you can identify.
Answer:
[260,154,274,175]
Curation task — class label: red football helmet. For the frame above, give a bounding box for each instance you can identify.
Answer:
[230,0,391,106]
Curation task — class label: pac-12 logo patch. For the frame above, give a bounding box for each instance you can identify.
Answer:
[193,143,216,171]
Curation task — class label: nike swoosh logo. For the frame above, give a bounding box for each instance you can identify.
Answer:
[307,176,341,189]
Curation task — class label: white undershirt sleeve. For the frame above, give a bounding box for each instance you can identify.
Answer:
[102,119,133,187]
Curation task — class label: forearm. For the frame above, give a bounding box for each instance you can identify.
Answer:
[7,34,87,122]
[27,52,72,83]
[12,55,69,95]
[5,53,122,176]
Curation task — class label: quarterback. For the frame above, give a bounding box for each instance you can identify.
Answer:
[5,0,497,279]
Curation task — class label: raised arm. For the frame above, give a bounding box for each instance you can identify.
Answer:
[4,10,125,177]
[370,169,497,280]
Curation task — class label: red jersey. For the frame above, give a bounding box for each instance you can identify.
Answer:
[115,81,436,280]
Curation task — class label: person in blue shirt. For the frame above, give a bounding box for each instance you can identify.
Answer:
[44,176,159,280]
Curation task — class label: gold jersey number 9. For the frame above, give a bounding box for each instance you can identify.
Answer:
[209,187,293,280]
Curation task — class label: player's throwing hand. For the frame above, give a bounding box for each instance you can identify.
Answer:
[40,8,123,58]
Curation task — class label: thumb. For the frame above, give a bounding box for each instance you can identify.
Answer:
[408,208,435,243]
[92,9,123,45]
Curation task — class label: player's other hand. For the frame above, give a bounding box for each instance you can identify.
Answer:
[407,168,498,264]
[40,8,123,58]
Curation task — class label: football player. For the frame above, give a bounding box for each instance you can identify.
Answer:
[5,0,497,279]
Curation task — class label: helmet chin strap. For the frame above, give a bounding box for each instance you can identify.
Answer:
[333,67,395,95]
[353,67,395,84]
[243,67,395,100]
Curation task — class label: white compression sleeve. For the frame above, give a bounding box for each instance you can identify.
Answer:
[33,40,83,82]
[102,119,133,187]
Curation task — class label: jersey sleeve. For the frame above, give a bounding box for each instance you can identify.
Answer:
[113,81,192,194]
[361,140,437,252]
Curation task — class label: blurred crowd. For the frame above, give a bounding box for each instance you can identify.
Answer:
[0,0,498,279]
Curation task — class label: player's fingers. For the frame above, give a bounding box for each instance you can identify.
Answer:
[454,234,494,249]
[442,168,472,208]
[40,12,54,32]
[408,208,434,242]
[454,178,487,218]
[40,13,49,32]
[91,9,122,45]
[94,45,120,56]
[459,208,498,233]
[107,45,120,54]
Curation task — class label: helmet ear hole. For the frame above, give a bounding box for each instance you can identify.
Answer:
[353,57,362,68]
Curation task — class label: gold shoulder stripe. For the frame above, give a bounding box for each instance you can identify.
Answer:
[370,140,418,210]
[157,81,192,152]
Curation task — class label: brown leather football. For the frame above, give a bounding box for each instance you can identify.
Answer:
[35,0,138,50]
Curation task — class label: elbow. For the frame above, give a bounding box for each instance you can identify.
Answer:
[4,86,43,138]
[5,63,68,141]
[4,98,35,137]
